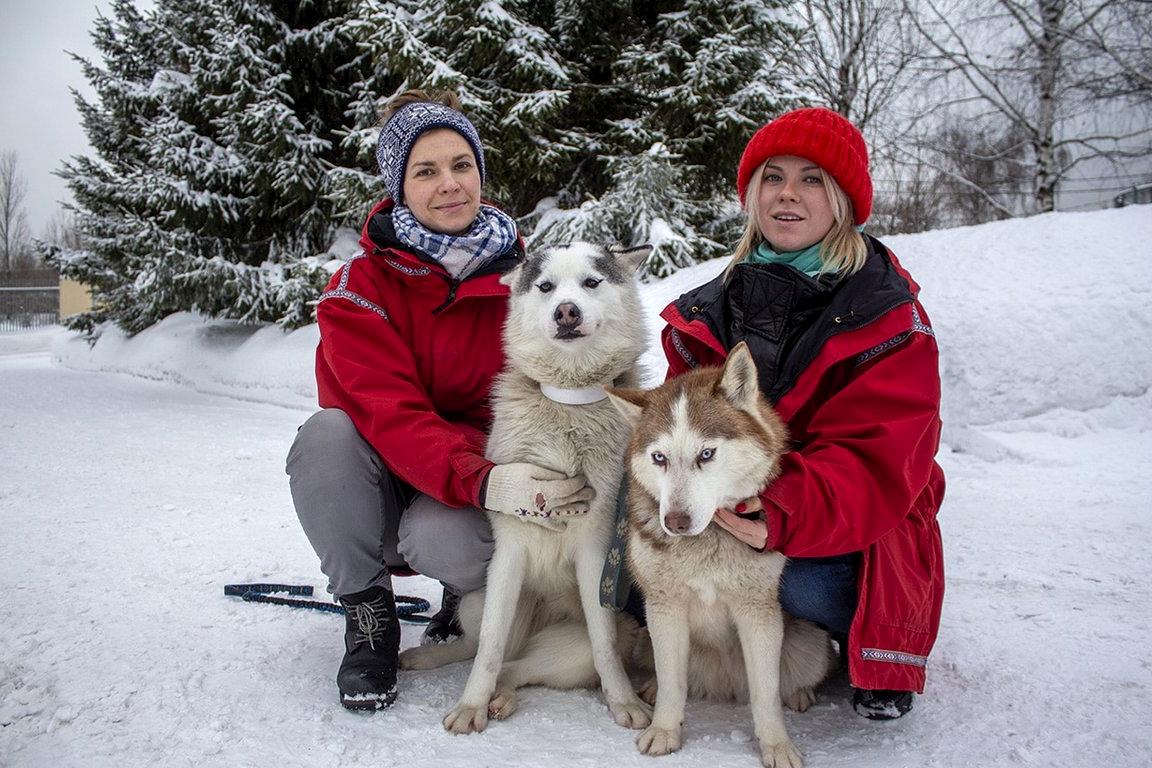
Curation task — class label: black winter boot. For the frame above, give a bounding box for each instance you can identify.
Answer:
[420,586,463,646]
[337,586,400,711]
[852,688,914,720]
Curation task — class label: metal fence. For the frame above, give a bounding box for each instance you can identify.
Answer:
[0,269,59,332]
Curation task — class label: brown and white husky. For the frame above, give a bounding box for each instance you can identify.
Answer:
[607,342,834,768]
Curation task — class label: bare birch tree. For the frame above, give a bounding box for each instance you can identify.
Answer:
[910,0,1152,213]
[41,208,84,252]
[791,0,922,137]
[1063,0,1152,104]
[1,150,32,271]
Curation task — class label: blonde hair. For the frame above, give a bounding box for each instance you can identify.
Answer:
[378,89,463,125]
[725,160,868,278]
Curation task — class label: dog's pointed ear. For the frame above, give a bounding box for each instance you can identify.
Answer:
[608,243,653,274]
[605,386,650,426]
[718,342,762,412]
[498,263,521,288]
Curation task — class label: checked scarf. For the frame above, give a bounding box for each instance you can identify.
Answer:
[391,204,519,281]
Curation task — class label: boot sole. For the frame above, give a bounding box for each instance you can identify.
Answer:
[852,693,913,720]
[340,691,397,711]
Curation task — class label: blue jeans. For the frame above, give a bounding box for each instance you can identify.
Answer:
[778,554,860,635]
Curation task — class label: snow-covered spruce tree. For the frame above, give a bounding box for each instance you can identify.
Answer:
[50,0,173,335]
[531,0,803,276]
[345,0,799,278]
[53,0,372,335]
[341,0,631,216]
[56,0,802,336]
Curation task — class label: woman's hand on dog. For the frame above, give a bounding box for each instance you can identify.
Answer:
[481,462,595,530]
[713,495,768,550]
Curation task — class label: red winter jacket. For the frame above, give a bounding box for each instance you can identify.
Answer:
[314,199,522,508]
[661,241,945,693]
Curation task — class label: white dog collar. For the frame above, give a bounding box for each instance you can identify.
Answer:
[539,383,608,405]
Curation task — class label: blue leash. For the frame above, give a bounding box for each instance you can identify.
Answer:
[224,583,432,624]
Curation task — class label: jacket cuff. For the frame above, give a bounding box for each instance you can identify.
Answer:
[760,464,806,550]
[759,489,787,552]
[755,513,775,552]
[470,460,497,509]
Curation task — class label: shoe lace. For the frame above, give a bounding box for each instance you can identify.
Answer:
[350,597,389,651]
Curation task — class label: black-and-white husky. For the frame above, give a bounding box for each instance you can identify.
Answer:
[400,242,653,734]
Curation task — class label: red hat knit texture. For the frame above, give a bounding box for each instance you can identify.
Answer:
[736,107,872,225]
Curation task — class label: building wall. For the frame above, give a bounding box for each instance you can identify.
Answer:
[59,278,92,318]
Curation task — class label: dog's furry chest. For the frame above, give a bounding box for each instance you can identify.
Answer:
[490,513,582,586]
[485,377,629,485]
[631,528,789,673]
[628,515,788,615]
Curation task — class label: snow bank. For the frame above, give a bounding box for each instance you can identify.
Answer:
[888,207,1152,428]
[53,207,1152,433]
[54,313,319,411]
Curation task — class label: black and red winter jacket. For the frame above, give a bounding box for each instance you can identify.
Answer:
[661,237,946,693]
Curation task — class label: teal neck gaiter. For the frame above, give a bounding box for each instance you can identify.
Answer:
[746,241,825,277]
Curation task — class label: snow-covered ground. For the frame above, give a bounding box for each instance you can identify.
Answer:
[2,207,1150,767]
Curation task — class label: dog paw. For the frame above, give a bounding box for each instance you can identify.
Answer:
[636,725,681,756]
[609,695,653,729]
[759,739,803,768]
[638,677,658,706]
[488,689,518,720]
[443,702,489,734]
[398,647,434,670]
[783,685,817,712]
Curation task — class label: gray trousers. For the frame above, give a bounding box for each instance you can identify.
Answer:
[286,409,494,598]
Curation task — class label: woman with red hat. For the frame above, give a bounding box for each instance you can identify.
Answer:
[659,107,945,719]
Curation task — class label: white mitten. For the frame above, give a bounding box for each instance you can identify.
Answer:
[481,463,595,530]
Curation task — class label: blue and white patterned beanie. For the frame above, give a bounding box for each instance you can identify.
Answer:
[375,101,487,203]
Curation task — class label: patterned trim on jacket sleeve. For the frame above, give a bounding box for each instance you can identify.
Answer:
[318,254,389,321]
[861,647,928,668]
[911,305,934,336]
[854,305,934,366]
[669,328,700,369]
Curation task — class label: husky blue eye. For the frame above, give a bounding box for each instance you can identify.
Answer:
[698,448,715,462]
[537,281,554,293]
[583,277,602,289]
[651,451,666,466]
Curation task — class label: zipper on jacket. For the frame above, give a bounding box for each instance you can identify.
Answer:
[431,278,459,314]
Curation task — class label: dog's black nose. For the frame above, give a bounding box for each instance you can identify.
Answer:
[553,302,582,327]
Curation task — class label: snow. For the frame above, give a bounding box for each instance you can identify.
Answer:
[2,206,1151,767]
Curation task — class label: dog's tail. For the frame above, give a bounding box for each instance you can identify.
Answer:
[779,616,835,711]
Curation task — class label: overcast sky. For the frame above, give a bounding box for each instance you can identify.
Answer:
[0,0,152,234]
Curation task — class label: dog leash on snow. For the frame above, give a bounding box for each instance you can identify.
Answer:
[224,583,432,623]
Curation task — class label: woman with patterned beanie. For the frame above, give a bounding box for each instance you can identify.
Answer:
[286,90,593,711]
[659,107,946,719]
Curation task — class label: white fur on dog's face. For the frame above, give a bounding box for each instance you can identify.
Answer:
[498,241,650,391]
[500,243,650,385]
[630,392,775,536]
[510,243,615,346]
[608,343,784,538]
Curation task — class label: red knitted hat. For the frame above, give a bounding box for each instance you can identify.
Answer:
[736,107,872,225]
